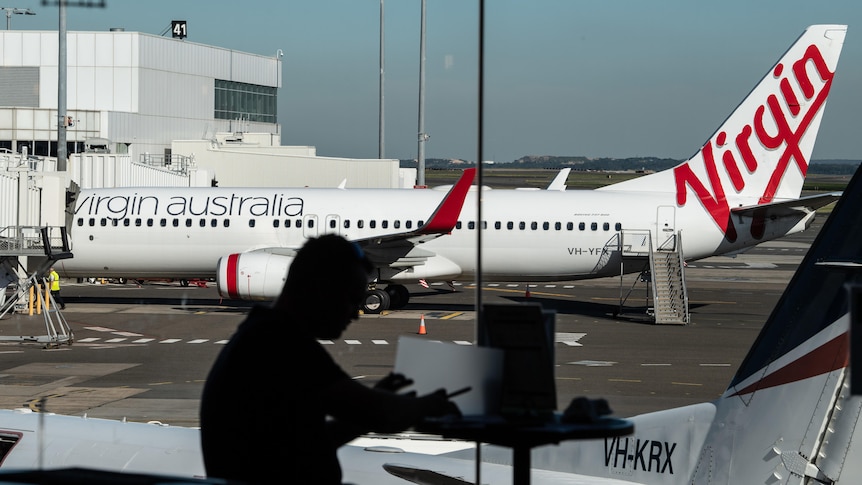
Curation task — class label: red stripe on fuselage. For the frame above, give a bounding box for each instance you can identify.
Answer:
[730,333,848,397]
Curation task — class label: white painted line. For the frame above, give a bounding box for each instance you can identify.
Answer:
[215,340,230,345]
[187,339,209,344]
[556,332,586,346]
[344,339,362,345]
[105,338,127,343]
[506,284,519,288]
[132,338,155,344]
[699,363,732,367]
[84,326,116,333]
[371,340,389,345]
[641,363,672,366]
[112,331,144,337]
[77,337,101,343]
[159,339,182,344]
[454,340,473,346]
[318,340,334,345]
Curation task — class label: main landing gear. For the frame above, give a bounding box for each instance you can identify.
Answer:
[362,284,409,314]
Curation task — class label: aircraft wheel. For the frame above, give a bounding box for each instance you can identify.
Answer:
[362,289,390,314]
[180,279,190,287]
[117,277,127,285]
[385,284,410,309]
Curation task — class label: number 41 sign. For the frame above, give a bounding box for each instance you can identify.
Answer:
[171,20,187,39]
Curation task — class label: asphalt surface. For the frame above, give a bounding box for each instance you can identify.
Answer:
[0,219,819,427]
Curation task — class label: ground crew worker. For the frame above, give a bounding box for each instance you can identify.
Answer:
[49,267,66,310]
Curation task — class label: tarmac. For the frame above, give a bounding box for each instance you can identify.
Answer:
[0,219,818,427]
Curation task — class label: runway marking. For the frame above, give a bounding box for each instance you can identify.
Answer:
[557,377,582,381]
[556,332,586,346]
[568,360,616,367]
[440,312,463,320]
[77,337,100,343]
[454,341,472,346]
[187,339,209,344]
[133,338,155,344]
[84,326,116,332]
[319,340,334,345]
[0,351,24,354]
[699,363,732,367]
[609,378,641,383]
[372,340,388,345]
[105,338,127,343]
[344,339,362,345]
[672,382,703,387]
[159,339,181,344]
[113,331,144,337]
[641,363,672,366]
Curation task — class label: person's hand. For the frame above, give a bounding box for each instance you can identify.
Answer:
[419,389,461,417]
[374,372,413,393]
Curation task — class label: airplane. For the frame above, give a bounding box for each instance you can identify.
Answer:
[55,24,844,315]
[2,50,861,483]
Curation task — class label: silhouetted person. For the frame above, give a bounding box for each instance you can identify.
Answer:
[200,235,457,484]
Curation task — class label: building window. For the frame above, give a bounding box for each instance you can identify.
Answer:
[214,80,277,123]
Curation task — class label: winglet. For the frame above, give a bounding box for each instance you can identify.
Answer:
[418,168,476,234]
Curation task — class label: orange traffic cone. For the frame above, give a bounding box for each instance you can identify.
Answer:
[418,314,427,335]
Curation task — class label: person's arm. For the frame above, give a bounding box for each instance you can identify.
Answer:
[322,377,455,447]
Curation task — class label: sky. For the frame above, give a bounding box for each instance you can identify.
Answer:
[12,0,862,163]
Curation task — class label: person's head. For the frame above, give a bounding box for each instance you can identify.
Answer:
[276,235,372,338]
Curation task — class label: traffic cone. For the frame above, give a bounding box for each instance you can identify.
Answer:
[525,287,531,298]
[418,314,427,335]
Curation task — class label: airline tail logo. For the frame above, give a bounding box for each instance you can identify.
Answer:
[674,43,836,242]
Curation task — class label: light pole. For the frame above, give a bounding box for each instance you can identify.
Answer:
[2,7,35,30]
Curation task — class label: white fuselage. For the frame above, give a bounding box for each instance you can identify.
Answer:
[57,185,799,282]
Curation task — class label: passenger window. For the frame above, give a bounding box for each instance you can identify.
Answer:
[591,222,598,231]
[185,219,192,227]
[394,220,400,229]
[531,222,538,230]
[494,221,501,230]
[308,219,314,228]
[566,222,573,230]
[160,219,167,227]
[358,220,364,229]
[77,218,83,226]
[147,219,153,227]
[135,218,142,227]
[418,220,425,226]
[468,221,475,230]
[369,220,376,229]
[382,220,388,229]
[249,219,256,228]
[603,222,610,231]
[519,222,526,230]
[507,221,514,230]
[296,219,302,228]
[329,220,337,229]
[615,222,622,231]
[224,219,230,228]
[344,220,350,229]
[123,219,130,227]
[543,222,549,230]
[405,221,412,229]
[211,219,217,227]
[579,222,585,231]
[199,219,206,227]
[273,220,280,228]
[285,219,291,228]
[172,219,179,227]
[456,221,462,230]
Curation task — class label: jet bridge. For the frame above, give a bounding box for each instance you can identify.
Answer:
[0,226,74,347]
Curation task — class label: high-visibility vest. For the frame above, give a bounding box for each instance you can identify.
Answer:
[50,271,60,291]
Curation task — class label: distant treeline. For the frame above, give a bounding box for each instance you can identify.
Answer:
[402,156,862,175]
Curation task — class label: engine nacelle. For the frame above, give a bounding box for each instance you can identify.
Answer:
[216,253,294,301]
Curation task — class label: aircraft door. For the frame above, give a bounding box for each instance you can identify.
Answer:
[303,215,319,239]
[324,215,341,235]
[656,206,676,250]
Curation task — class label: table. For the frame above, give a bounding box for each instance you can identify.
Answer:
[420,414,634,485]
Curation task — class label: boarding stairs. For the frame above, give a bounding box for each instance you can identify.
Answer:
[0,226,74,347]
[617,229,689,325]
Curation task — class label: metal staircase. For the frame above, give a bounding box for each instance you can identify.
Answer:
[0,226,74,347]
[618,229,689,325]
[649,233,689,325]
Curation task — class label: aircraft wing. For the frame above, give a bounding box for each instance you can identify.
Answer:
[730,192,842,219]
[354,168,475,266]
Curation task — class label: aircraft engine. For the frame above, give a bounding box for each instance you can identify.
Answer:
[216,253,293,301]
